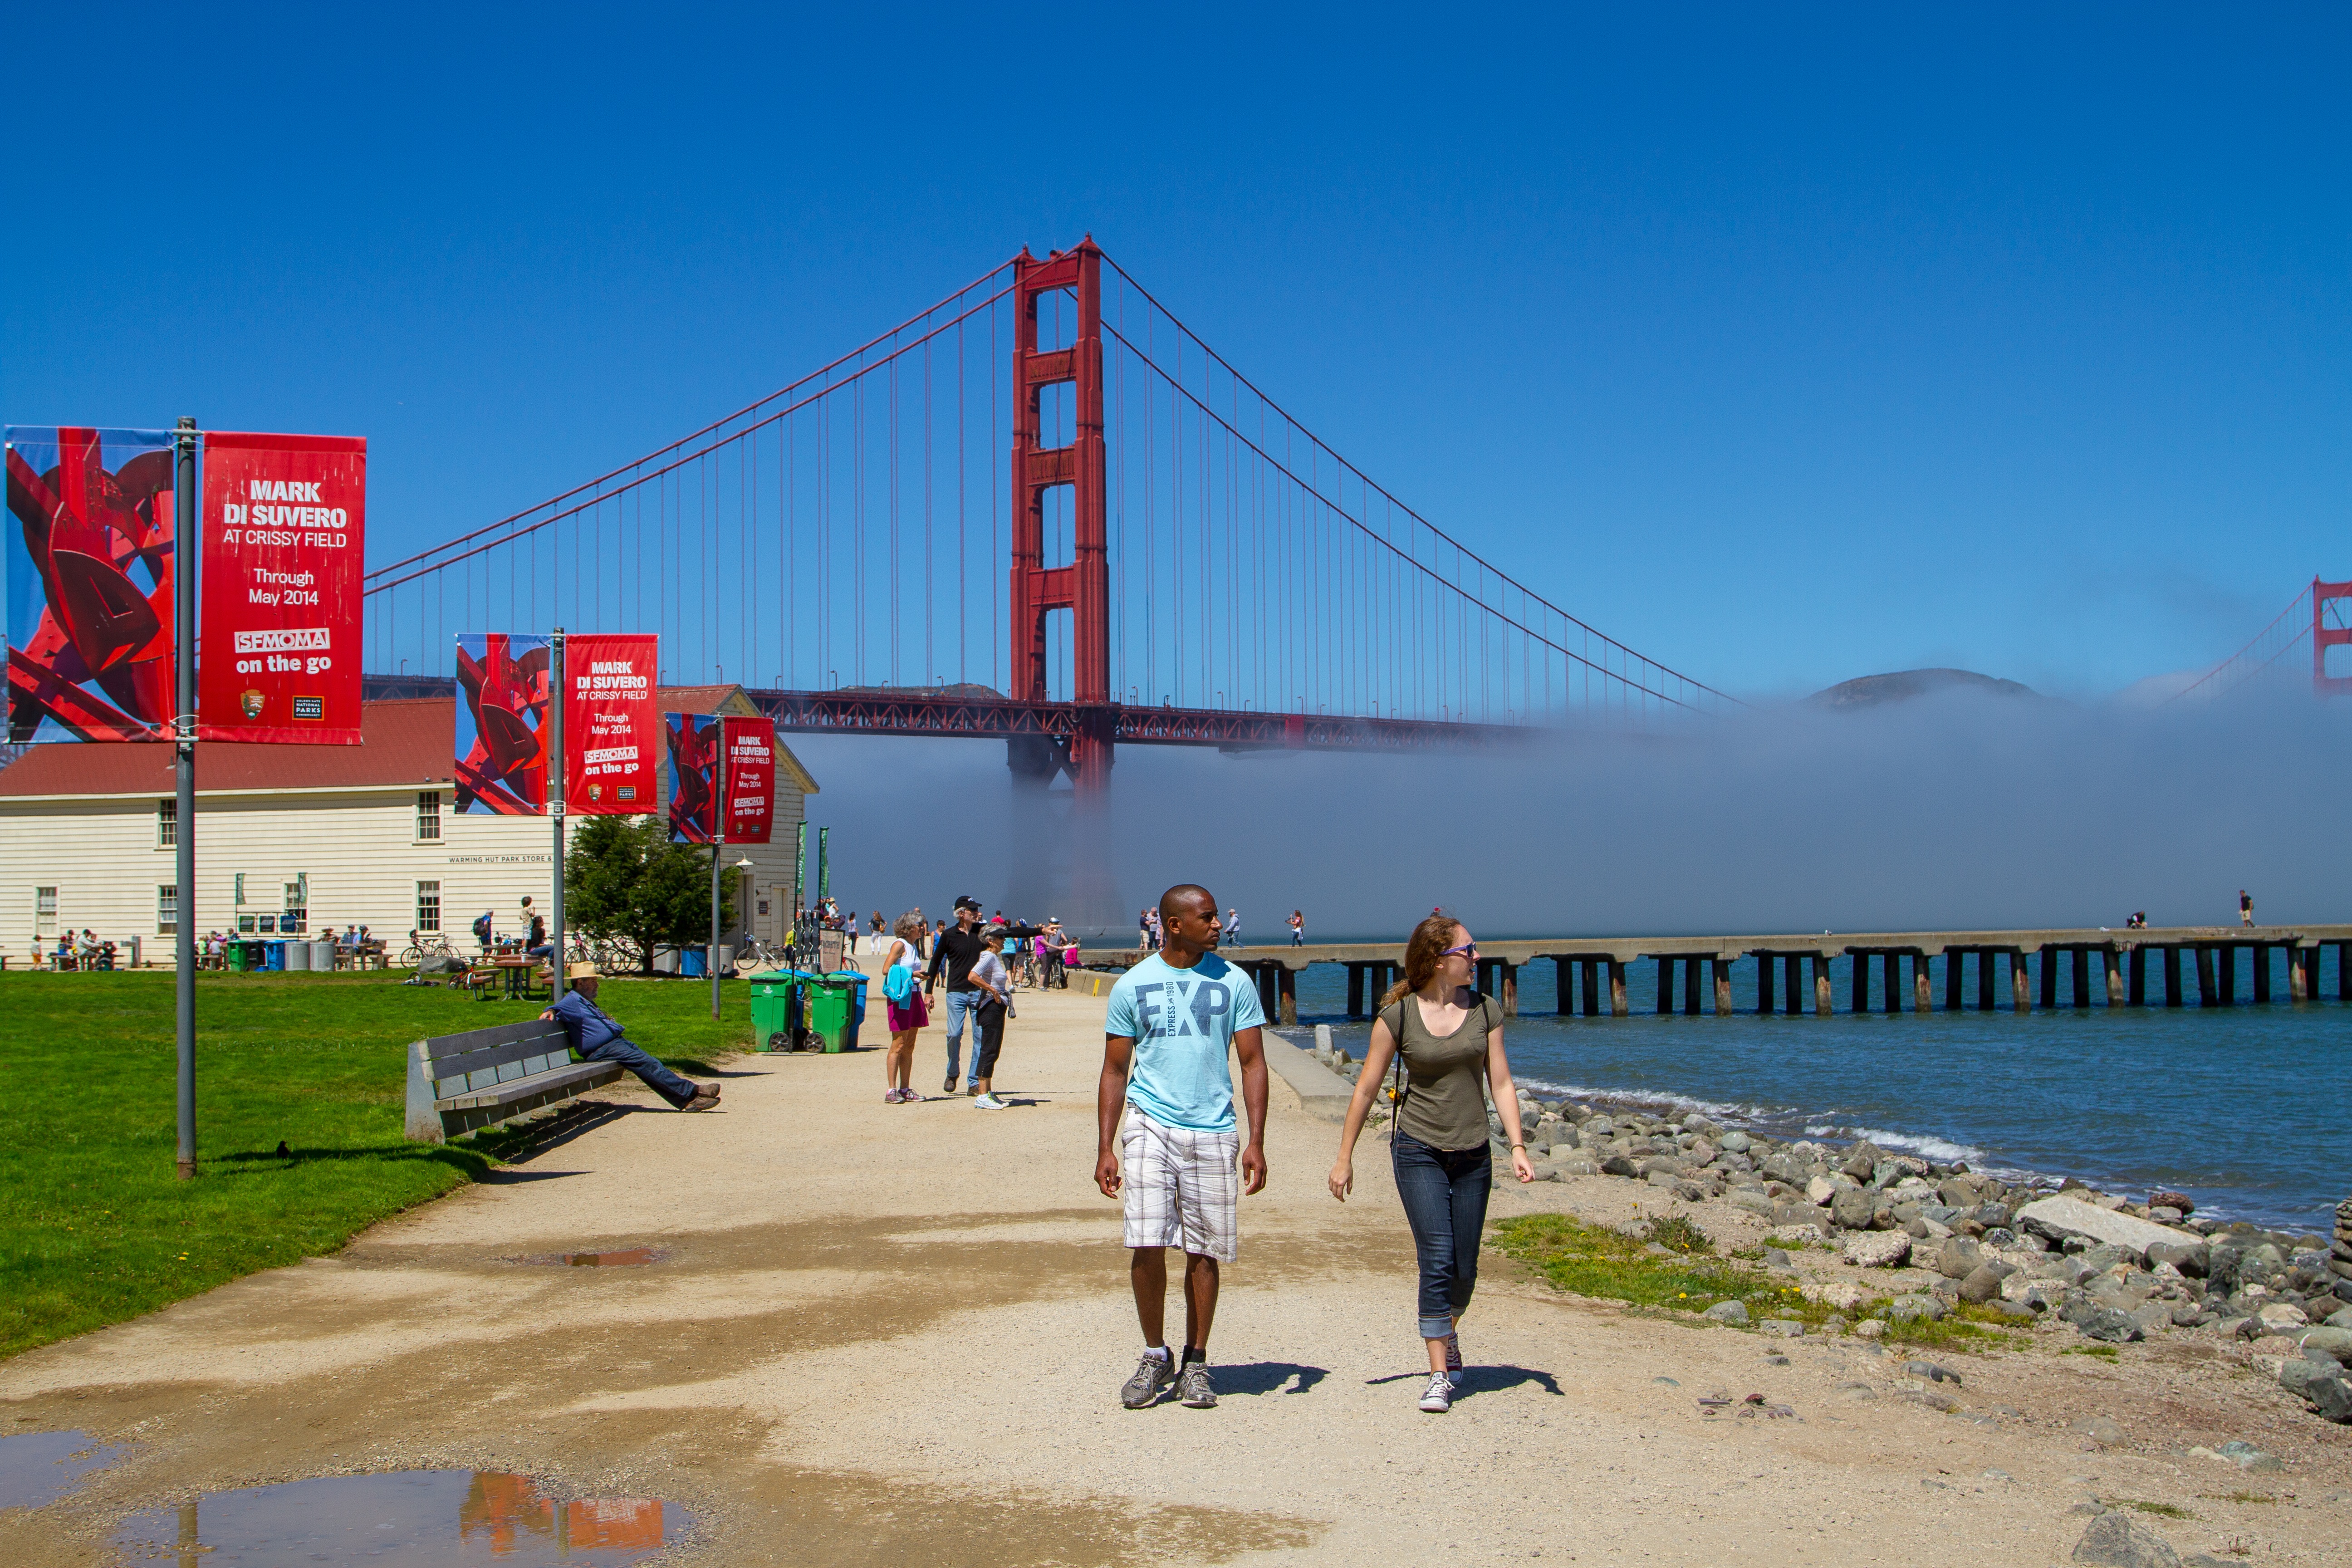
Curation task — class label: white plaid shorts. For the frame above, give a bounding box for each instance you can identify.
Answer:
[1121,1106,1240,1262]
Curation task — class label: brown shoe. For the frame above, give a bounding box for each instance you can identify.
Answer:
[682,1085,721,1112]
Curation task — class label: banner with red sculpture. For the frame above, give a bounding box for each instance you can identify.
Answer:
[4,426,177,742]
[455,633,550,813]
[665,712,719,843]
[721,715,774,843]
[564,632,657,813]
[196,432,366,743]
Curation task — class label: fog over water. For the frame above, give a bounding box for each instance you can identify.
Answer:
[794,686,2349,940]
[793,686,2351,1224]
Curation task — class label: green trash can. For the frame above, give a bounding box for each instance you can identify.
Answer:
[805,974,858,1054]
[226,941,250,972]
[749,974,805,1053]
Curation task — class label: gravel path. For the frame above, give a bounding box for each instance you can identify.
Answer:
[5,966,2349,1566]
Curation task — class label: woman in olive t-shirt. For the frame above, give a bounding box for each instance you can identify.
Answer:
[1329,914,1534,1413]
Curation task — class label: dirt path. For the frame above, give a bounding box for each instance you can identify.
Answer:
[6,969,2349,1565]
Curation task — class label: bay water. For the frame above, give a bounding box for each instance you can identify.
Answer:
[1266,949,2349,1233]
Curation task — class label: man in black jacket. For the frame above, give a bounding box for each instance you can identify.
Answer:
[926,897,991,1095]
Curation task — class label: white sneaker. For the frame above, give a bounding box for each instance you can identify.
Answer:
[1418,1372,1454,1413]
[973,1092,1009,1110]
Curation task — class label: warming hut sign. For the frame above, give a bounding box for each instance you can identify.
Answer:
[4,427,176,743]
[721,715,774,843]
[566,633,657,813]
[197,433,365,744]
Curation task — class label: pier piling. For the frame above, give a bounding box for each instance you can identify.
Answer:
[1656,957,1674,1015]
[1756,953,1774,1014]
[1607,960,1629,1018]
[2127,947,2144,1005]
[1713,958,1733,1015]
[2253,944,2272,1004]
[2011,951,2033,1012]
[1977,951,1995,1011]
[2196,946,2219,1006]
[1883,952,1901,1014]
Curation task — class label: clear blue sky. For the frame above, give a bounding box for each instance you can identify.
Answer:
[5,3,2343,699]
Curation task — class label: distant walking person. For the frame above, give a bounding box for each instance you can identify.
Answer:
[880,913,930,1103]
[926,897,990,1095]
[970,930,1014,1109]
[1288,910,1305,946]
[1098,884,1269,1411]
[1327,914,1534,1414]
[2240,889,2254,926]
[1222,908,1242,947]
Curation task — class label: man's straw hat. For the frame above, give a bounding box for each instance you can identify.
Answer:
[567,961,602,980]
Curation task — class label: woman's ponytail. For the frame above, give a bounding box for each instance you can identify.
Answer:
[1380,915,1465,1006]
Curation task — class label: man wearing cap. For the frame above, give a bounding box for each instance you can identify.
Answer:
[925,897,992,1095]
[542,965,721,1112]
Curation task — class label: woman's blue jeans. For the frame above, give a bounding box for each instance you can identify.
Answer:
[1391,1131,1491,1340]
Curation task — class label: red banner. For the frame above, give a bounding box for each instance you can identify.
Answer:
[665,713,718,843]
[564,633,657,813]
[721,715,774,843]
[197,432,365,743]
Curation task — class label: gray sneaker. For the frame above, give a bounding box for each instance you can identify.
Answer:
[1177,1362,1218,1408]
[1121,1352,1175,1409]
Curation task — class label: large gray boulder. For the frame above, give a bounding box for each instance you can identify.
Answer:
[2017,1196,2201,1264]
[1937,1236,1984,1279]
[1831,1187,1878,1231]
[2072,1511,2179,1568]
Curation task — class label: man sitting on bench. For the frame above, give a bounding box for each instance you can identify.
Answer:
[541,964,721,1112]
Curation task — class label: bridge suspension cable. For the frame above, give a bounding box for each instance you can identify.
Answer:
[360,242,1730,731]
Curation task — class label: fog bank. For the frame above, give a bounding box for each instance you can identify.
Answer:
[789,690,2348,942]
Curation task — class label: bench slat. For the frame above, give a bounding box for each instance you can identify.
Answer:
[420,1019,569,1069]
[439,1061,618,1111]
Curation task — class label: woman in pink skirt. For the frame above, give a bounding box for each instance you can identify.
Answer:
[881,911,931,1102]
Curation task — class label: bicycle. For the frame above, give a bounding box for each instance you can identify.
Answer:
[400,931,455,968]
[737,935,789,971]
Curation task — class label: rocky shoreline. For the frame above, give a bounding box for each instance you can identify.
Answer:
[1307,1036,2352,1428]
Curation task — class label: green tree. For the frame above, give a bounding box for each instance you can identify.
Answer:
[564,815,734,973]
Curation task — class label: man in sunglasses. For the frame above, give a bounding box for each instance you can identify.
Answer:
[1097,883,1269,1410]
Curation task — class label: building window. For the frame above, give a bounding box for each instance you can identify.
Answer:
[280,879,307,936]
[35,886,58,936]
[238,914,257,933]
[158,884,178,935]
[416,880,442,934]
[416,790,442,842]
[157,798,177,848]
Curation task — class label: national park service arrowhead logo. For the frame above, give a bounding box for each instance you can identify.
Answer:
[588,783,604,803]
[240,688,266,719]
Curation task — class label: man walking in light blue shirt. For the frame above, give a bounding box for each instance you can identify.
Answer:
[1096,884,1269,1411]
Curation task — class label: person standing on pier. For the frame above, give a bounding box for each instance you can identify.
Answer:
[2240,889,2255,926]
[925,897,990,1095]
[879,913,930,1104]
[1326,914,1534,1414]
[1098,884,1269,1411]
[1288,909,1305,946]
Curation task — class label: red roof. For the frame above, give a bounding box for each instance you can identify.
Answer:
[0,686,805,798]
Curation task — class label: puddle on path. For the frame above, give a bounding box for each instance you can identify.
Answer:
[0,1428,122,1510]
[511,1247,670,1268]
[117,1470,690,1564]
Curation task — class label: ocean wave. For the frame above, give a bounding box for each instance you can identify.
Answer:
[1516,1076,1796,1126]
[1801,1123,1986,1166]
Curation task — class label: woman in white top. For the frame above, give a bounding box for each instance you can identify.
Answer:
[881,912,930,1103]
[968,930,1014,1109]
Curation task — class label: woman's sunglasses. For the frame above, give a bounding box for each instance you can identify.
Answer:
[1441,942,1478,958]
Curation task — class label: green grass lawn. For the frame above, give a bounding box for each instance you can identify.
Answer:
[0,969,752,1361]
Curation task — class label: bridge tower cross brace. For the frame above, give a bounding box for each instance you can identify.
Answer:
[1003,239,1117,924]
[2313,576,2352,696]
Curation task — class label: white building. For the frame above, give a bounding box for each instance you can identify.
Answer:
[0,685,818,965]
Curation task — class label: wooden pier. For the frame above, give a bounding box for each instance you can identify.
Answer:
[1083,926,2352,1025]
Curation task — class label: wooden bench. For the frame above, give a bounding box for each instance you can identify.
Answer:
[404,1019,623,1144]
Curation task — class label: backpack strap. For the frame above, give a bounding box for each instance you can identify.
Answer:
[1382,995,1411,1108]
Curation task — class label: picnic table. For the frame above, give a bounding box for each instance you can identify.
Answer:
[477,956,553,1002]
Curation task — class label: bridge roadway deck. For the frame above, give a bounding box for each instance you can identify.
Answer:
[1077,925,2352,1023]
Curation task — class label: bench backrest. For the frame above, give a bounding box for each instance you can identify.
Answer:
[417,1019,575,1101]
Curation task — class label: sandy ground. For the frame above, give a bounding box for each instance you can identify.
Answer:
[7,966,2352,1566]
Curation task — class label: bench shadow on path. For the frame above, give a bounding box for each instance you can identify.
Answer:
[1365,1365,1564,1400]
